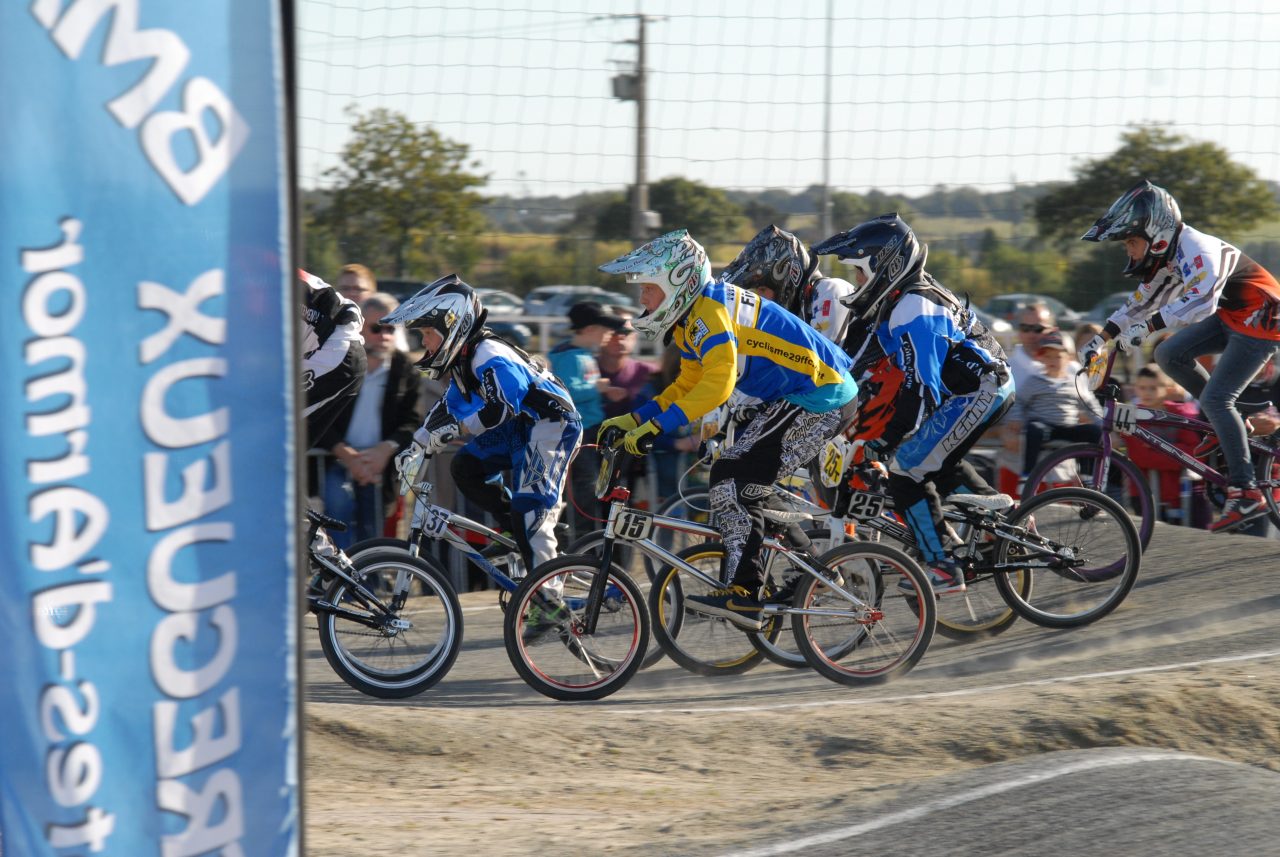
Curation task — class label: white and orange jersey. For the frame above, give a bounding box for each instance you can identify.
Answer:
[1106,225,1280,341]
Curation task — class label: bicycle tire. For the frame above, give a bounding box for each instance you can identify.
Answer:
[994,486,1141,629]
[1021,443,1153,551]
[793,542,935,686]
[748,529,856,668]
[1257,447,1280,530]
[565,530,666,670]
[864,517,1025,642]
[316,549,463,699]
[648,544,778,676]
[503,555,649,702]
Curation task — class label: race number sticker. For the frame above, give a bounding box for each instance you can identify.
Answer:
[820,438,851,488]
[610,510,654,541]
[846,491,886,521]
[1113,403,1138,434]
[421,505,452,536]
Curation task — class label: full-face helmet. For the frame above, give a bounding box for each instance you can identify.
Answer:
[1081,179,1182,281]
[719,225,814,313]
[811,213,925,318]
[382,274,487,379]
[598,229,712,342]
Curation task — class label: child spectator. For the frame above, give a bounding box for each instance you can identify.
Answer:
[1005,329,1101,479]
[1123,363,1208,526]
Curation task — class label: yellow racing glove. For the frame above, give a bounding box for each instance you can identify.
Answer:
[597,412,639,445]
[622,419,662,455]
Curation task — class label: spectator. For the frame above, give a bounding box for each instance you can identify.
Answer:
[547,301,626,539]
[1004,329,1101,481]
[1124,363,1207,526]
[316,292,425,548]
[336,263,376,306]
[1009,302,1055,391]
[598,309,655,418]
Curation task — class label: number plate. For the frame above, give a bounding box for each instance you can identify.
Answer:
[1113,402,1137,434]
[609,510,653,541]
[846,491,886,521]
[418,505,451,536]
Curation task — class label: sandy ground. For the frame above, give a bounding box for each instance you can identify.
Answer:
[302,658,1280,856]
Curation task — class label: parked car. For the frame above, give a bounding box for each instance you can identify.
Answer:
[524,284,639,317]
[1081,290,1133,326]
[970,306,1015,352]
[476,288,524,314]
[522,285,641,341]
[981,293,1084,328]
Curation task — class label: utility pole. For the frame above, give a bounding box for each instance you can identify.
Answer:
[819,0,834,240]
[606,13,664,243]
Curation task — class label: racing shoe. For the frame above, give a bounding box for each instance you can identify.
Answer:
[685,584,764,631]
[1208,485,1265,532]
[521,599,572,644]
[898,559,966,595]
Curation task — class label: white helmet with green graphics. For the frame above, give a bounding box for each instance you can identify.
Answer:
[599,229,712,342]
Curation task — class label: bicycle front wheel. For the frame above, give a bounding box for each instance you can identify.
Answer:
[793,542,935,686]
[316,549,463,699]
[994,487,1141,628]
[566,529,665,670]
[504,555,649,702]
[1022,443,1153,551]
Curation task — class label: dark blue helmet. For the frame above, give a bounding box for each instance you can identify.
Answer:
[812,213,925,318]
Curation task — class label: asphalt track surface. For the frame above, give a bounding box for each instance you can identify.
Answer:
[303,520,1280,855]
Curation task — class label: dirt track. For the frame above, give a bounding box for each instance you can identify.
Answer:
[301,523,1280,856]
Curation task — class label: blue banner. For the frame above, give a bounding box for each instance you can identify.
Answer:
[1,2,298,855]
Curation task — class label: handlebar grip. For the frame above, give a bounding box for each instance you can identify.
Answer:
[598,425,624,450]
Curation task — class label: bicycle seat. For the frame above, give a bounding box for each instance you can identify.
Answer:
[946,493,1014,512]
[761,507,814,525]
[306,508,349,531]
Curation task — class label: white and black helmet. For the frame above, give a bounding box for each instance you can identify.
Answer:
[1081,179,1182,281]
[599,229,712,342]
[382,274,487,379]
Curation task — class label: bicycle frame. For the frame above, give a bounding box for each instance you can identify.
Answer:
[595,480,877,621]
[307,512,414,629]
[400,452,525,594]
[1084,348,1279,493]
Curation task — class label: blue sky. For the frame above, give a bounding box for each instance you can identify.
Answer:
[296,1,1280,199]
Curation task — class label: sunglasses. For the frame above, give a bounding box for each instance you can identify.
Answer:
[1018,323,1047,333]
[366,323,395,334]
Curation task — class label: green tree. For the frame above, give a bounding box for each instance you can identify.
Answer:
[1034,126,1279,245]
[583,177,751,244]
[830,191,916,231]
[312,107,488,278]
[977,231,1069,301]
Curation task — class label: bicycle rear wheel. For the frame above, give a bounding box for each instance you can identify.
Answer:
[994,487,1141,628]
[1022,443,1153,551]
[649,544,778,676]
[316,549,463,699]
[504,555,649,701]
[793,542,935,686]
